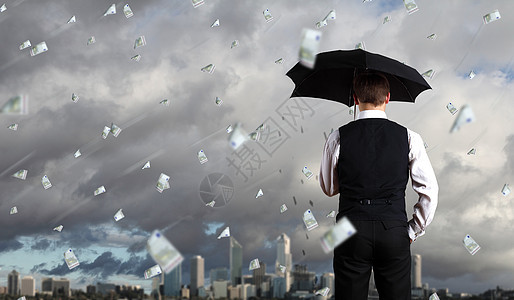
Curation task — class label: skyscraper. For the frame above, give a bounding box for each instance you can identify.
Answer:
[275,233,293,292]
[253,263,266,297]
[190,255,204,296]
[164,262,182,297]
[210,267,228,284]
[21,276,35,296]
[230,237,243,285]
[8,270,19,295]
[321,273,334,298]
[412,254,422,288]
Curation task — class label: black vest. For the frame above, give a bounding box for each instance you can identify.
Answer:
[337,118,409,222]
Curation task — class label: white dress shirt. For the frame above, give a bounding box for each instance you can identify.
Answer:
[319,110,439,242]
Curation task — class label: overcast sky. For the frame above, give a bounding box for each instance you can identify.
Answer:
[0,0,513,295]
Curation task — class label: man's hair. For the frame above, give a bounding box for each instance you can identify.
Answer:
[352,71,390,106]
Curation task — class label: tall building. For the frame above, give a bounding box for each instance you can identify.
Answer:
[230,237,243,285]
[321,273,334,298]
[20,276,35,296]
[210,267,228,284]
[275,234,293,292]
[8,270,20,295]
[212,280,228,299]
[190,255,204,296]
[290,265,315,292]
[412,254,422,288]
[41,278,70,297]
[164,262,182,297]
[253,263,266,297]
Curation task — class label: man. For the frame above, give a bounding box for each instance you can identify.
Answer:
[319,71,438,300]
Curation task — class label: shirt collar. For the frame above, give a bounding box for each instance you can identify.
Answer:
[357,110,387,120]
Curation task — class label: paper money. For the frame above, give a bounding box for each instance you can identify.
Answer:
[463,234,480,255]
[450,104,475,133]
[198,150,208,164]
[67,16,76,23]
[403,0,419,14]
[94,186,106,196]
[87,36,96,45]
[228,123,248,149]
[468,70,476,79]
[0,3,6,12]
[249,258,260,270]
[326,210,336,218]
[263,9,273,22]
[248,131,260,141]
[30,41,48,56]
[275,58,283,64]
[316,10,336,28]
[42,175,52,189]
[1,95,28,115]
[502,184,511,196]
[280,204,288,214]
[142,161,151,169]
[146,230,184,273]
[8,124,18,131]
[64,248,80,269]
[383,16,391,24]
[201,64,215,74]
[205,200,215,207]
[211,19,220,27]
[144,264,162,279]
[19,40,31,50]
[215,97,222,106]
[217,227,230,239]
[320,216,356,253]
[231,40,239,49]
[316,19,328,28]
[134,36,146,49]
[53,225,63,232]
[69,93,79,103]
[131,54,141,62]
[303,209,319,231]
[10,206,18,215]
[446,102,458,115]
[226,125,233,133]
[315,287,330,296]
[100,126,110,139]
[355,42,365,50]
[124,4,134,18]
[191,0,204,8]
[299,28,322,69]
[467,148,476,155]
[18,296,26,300]
[104,3,116,16]
[110,123,122,137]
[160,99,169,106]
[429,293,440,300]
[255,189,263,199]
[427,33,437,40]
[255,123,266,132]
[12,169,27,180]
[156,173,170,193]
[424,142,428,149]
[114,209,125,221]
[422,69,435,79]
[483,10,501,24]
[302,166,313,179]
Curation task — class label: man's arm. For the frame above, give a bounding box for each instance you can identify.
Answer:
[407,129,439,242]
[319,130,340,197]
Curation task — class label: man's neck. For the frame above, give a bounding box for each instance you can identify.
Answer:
[358,102,386,112]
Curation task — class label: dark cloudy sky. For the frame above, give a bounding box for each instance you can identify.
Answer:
[0,0,513,295]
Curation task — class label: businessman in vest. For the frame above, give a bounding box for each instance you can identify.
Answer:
[320,71,438,300]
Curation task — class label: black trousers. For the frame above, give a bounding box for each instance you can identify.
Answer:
[333,220,411,300]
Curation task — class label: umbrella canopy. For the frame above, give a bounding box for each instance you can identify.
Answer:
[286,49,431,107]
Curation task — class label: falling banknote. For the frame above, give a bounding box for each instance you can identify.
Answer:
[53,225,63,232]
[124,4,134,18]
[403,0,419,14]
[102,126,110,139]
[67,15,76,23]
[110,123,122,137]
[215,97,222,106]
[147,230,184,273]
[450,104,475,133]
[134,36,146,49]
[74,149,81,158]
[64,248,80,269]
[94,186,106,196]
[191,0,204,8]
[144,264,162,279]
[201,64,215,74]
[10,206,18,215]
[103,3,116,16]
[280,204,288,214]
[159,99,169,106]
[156,173,170,193]
[467,148,476,155]
[463,234,480,255]
[42,175,52,189]
[19,40,31,50]
[422,69,435,79]
[429,293,440,300]
[427,33,437,40]
[114,209,125,221]
[315,287,330,296]
[30,41,48,56]
[231,40,239,49]
[355,42,365,50]
[278,265,286,273]
[198,150,208,164]
[326,210,336,218]
[142,161,151,169]
[131,54,141,62]
[320,216,357,253]
[275,58,283,64]
[483,10,501,24]
[71,93,79,103]
[468,70,476,79]
[316,9,336,28]
[249,258,260,270]
[255,189,263,199]
[87,36,96,45]
[302,166,313,179]
[502,184,511,196]
[217,227,230,239]
[228,123,248,149]
[8,124,18,131]
[211,19,220,27]
[303,209,319,231]
[263,9,273,22]
[1,95,28,114]
[0,3,6,12]
[205,200,215,207]
[446,102,458,115]
[12,169,27,180]
[383,16,391,24]
[226,125,233,133]
[299,28,322,69]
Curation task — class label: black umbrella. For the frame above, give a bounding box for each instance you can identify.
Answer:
[286,49,431,107]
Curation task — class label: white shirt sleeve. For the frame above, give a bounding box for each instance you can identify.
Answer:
[407,129,439,242]
[319,130,340,197]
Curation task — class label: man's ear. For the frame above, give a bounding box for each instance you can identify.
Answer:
[385,92,390,104]
[353,94,359,105]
